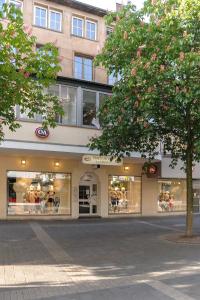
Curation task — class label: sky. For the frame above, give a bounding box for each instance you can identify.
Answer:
[77,0,145,11]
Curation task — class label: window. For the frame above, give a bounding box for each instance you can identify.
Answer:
[48,84,77,126]
[86,20,96,40]
[82,90,110,127]
[72,16,83,37]
[82,90,96,126]
[157,179,187,212]
[108,176,141,214]
[72,16,97,40]
[7,171,71,215]
[49,10,62,31]
[0,0,22,13]
[34,6,47,28]
[106,26,113,37]
[74,55,93,81]
[0,0,6,11]
[34,5,62,31]
[108,72,121,85]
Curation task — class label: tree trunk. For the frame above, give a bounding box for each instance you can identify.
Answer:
[186,148,193,237]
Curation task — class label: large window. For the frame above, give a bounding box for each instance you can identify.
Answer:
[34,5,62,32]
[157,179,186,212]
[7,171,71,215]
[158,179,200,213]
[48,84,77,126]
[108,176,141,214]
[72,16,97,41]
[74,55,93,81]
[82,90,109,127]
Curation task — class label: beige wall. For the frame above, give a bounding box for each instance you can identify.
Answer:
[23,0,108,84]
[3,121,100,146]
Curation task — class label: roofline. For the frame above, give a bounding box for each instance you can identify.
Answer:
[57,76,112,92]
[50,0,108,17]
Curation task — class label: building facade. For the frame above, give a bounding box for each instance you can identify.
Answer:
[0,0,200,220]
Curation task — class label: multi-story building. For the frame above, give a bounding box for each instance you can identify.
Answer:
[0,0,200,220]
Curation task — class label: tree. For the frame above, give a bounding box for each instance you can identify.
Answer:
[0,4,63,140]
[89,0,200,236]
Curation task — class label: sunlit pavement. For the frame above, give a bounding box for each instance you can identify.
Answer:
[1,215,200,299]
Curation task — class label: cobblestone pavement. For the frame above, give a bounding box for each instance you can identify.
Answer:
[1,216,200,299]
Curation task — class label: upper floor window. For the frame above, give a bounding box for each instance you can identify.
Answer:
[74,55,93,81]
[49,10,62,31]
[108,72,121,85]
[106,26,113,37]
[86,20,96,40]
[72,16,97,41]
[72,16,83,37]
[48,84,77,126]
[34,6,47,28]
[34,5,62,32]
[0,0,22,12]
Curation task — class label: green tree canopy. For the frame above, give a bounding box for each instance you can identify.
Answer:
[0,4,63,139]
[89,0,200,236]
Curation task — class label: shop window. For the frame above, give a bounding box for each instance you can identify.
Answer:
[108,175,141,214]
[74,55,93,81]
[157,179,187,212]
[7,171,71,215]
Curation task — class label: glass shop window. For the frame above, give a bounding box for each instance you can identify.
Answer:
[7,171,71,215]
[108,175,141,214]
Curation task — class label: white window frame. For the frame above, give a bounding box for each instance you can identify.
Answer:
[74,55,93,81]
[34,5,48,28]
[86,19,97,41]
[49,9,62,32]
[72,16,84,37]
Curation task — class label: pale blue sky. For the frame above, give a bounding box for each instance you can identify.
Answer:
[77,0,144,11]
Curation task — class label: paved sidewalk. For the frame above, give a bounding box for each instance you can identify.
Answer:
[0,216,200,299]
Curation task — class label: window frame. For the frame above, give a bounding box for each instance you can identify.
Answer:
[72,16,84,37]
[49,9,62,32]
[34,5,48,28]
[86,19,97,41]
[74,54,94,81]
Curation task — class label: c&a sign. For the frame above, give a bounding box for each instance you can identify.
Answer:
[35,127,49,138]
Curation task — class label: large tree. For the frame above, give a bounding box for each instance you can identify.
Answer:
[0,4,63,139]
[89,0,200,236]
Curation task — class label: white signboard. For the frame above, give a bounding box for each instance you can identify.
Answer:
[82,155,123,166]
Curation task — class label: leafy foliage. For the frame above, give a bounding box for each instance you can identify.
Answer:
[0,4,63,139]
[90,0,200,168]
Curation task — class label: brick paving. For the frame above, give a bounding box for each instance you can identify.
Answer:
[0,216,200,299]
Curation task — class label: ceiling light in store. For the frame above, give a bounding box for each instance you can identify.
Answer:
[21,159,26,166]
[124,166,130,171]
[54,161,60,167]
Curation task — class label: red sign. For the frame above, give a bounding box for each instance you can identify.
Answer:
[35,127,49,138]
[148,164,157,175]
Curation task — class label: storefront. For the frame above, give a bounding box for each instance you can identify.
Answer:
[0,152,200,220]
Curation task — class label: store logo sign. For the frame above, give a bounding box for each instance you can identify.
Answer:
[35,127,49,138]
[82,155,123,166]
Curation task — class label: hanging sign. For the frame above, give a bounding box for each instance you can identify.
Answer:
[35,127,49,138]
[82,155,123,166]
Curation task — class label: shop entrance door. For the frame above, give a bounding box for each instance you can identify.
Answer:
[79,183,97,215]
